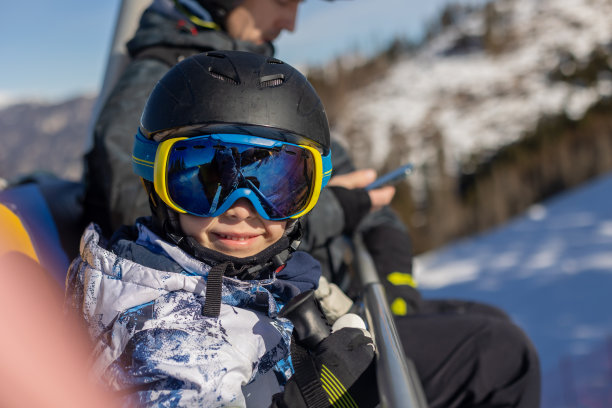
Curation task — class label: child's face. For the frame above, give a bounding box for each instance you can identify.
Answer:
[179,198,287,258]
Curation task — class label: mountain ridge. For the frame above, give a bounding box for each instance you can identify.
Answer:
[308,0,612,253]
[0,96,95,183]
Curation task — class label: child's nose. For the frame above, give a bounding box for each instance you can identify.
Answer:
[225,198,258,219]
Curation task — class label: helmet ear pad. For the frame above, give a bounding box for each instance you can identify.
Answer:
[141,179,183,238]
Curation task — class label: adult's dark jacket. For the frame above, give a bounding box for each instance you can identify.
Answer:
[300,140,421,310]
[83,0,273,236]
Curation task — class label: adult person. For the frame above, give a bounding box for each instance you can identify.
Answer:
[301,152,542,407]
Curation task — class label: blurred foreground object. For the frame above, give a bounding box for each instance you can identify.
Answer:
[0,237,119,407]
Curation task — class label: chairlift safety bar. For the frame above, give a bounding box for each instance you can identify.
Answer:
[353,234,428,408]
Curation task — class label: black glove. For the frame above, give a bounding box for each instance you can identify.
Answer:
[271,328,378,408]
[313,327,378,407]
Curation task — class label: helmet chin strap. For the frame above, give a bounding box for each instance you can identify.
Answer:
[143,179,302,279]
[173,218,302,280]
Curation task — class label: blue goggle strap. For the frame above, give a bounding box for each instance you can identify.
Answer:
[321,151,332,189]
[132,130,158,182]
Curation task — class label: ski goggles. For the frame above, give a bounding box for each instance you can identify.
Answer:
[132,130,332,220]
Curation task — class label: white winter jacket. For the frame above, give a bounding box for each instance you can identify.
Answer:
[65,222,320,407]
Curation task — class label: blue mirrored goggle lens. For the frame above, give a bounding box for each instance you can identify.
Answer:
[166,138,315,219]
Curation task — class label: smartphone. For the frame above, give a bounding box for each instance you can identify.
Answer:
[364,163,413,191]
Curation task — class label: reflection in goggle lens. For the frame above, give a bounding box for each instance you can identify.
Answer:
[166,138,315,219]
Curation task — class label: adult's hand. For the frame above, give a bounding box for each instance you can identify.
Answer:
[328,169,395,212]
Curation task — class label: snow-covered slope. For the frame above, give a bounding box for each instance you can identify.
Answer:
[334,0,612,193]
[415,171,612,406]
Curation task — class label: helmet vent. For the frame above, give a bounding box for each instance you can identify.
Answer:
[267,58,284,65]
[260,74,285,88]
[208,68,238,85]
[206,52,226,59]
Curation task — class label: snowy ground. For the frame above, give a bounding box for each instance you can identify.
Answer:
[415,171,612,406]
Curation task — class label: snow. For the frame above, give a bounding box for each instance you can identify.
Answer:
[415,171,612,406]
[334,0,612,196]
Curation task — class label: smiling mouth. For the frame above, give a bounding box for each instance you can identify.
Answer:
[215,233,259,242]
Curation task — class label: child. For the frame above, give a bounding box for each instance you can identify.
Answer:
[65,50,376,407]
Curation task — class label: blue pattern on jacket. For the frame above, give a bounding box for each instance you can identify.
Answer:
[65,221,320,407]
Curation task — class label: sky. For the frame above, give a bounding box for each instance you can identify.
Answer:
[0,0,487,105]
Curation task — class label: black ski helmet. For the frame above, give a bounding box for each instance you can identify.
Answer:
[140,50,330,154]
[138,50,330,258]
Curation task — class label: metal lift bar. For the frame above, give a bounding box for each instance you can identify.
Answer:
[353,234,428,408]
[86,0,151,153]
